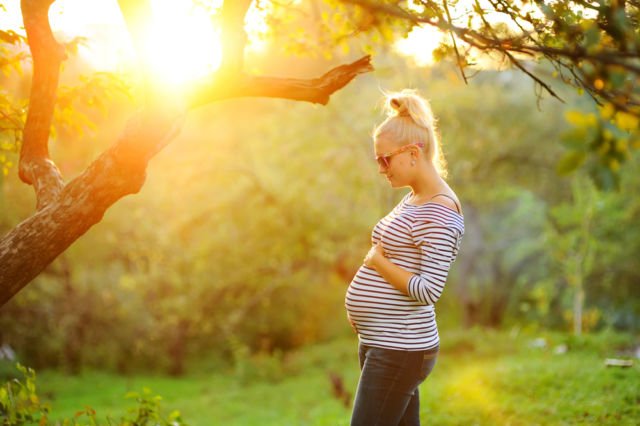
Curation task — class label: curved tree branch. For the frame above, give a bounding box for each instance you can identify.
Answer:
[189,54,374,107]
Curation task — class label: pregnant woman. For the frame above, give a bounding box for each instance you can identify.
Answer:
[345,90,464,426]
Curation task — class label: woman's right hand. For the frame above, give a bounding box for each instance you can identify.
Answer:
[363,243,385,269]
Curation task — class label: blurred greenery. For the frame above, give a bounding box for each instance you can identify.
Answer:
[1,51,640,374]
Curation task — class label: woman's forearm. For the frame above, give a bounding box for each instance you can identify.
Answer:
[371,255,413,295]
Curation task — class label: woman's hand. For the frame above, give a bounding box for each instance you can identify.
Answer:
[363,243,386,269]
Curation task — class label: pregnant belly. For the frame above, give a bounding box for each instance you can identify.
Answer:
[345,266,408,325]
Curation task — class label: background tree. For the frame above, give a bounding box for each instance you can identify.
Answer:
[546,175,598,335]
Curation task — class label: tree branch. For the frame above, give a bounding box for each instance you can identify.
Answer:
[19,0,65,209]
[0,108,184,307]
[189,55,374,108]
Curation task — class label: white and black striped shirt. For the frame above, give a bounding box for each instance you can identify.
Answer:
[345,193,464,350]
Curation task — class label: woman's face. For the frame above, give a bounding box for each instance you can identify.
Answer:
[374,137,414,188]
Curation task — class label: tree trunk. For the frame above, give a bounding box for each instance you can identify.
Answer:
[574,280,583,336]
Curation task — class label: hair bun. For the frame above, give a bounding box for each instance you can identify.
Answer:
[390,98,410,117]
[384,90,433,129]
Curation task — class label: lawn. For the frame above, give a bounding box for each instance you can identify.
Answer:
[25,328,640,425]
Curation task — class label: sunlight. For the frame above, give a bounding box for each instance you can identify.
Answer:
[142,0,222,86]
[0,2,23,34]
[444,365,506,421]
[395,25,444,67]
[45,1,229,85]
[0,0,272,90]
[49,0,132,72]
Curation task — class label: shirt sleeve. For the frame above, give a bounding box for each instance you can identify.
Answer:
[407,220,461,305]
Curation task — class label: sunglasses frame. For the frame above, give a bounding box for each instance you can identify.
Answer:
[375,143,425,169]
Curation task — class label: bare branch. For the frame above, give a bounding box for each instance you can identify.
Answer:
[189,55,374,107]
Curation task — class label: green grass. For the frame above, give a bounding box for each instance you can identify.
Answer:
[28,328,640,425]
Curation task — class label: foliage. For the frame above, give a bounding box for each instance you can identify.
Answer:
[0,364,188,426]
[0,365,49,426]
[118,388,187,426]
[0,16,27,179]
[559,104,640,189]
[53,73,132,144]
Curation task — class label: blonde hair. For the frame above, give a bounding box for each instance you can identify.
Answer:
[374,89,447,177]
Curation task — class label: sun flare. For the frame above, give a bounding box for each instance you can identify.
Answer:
[141,0,222,86]
[395,25,444,67]
[31,0,270,86]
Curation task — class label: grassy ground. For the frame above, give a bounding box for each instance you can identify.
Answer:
[30,328,640,425]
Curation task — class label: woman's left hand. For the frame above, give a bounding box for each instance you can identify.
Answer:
[363,243,386,269]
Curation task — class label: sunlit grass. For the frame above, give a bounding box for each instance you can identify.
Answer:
[27,328,639,426]
[442,365,505,423]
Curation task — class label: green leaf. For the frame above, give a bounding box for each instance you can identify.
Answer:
[561,128,590,151]
[556,150,587,175]
[589,163,620,191]
[582,24,600,51]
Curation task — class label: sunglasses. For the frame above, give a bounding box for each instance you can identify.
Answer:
[375,143,425,169]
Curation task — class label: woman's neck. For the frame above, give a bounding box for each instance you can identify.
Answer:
[408,163,447,202]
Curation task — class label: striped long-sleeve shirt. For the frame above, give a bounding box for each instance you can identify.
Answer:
[345,193,464,350]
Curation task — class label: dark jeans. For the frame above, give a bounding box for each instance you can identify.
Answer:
[350,343,438,426]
